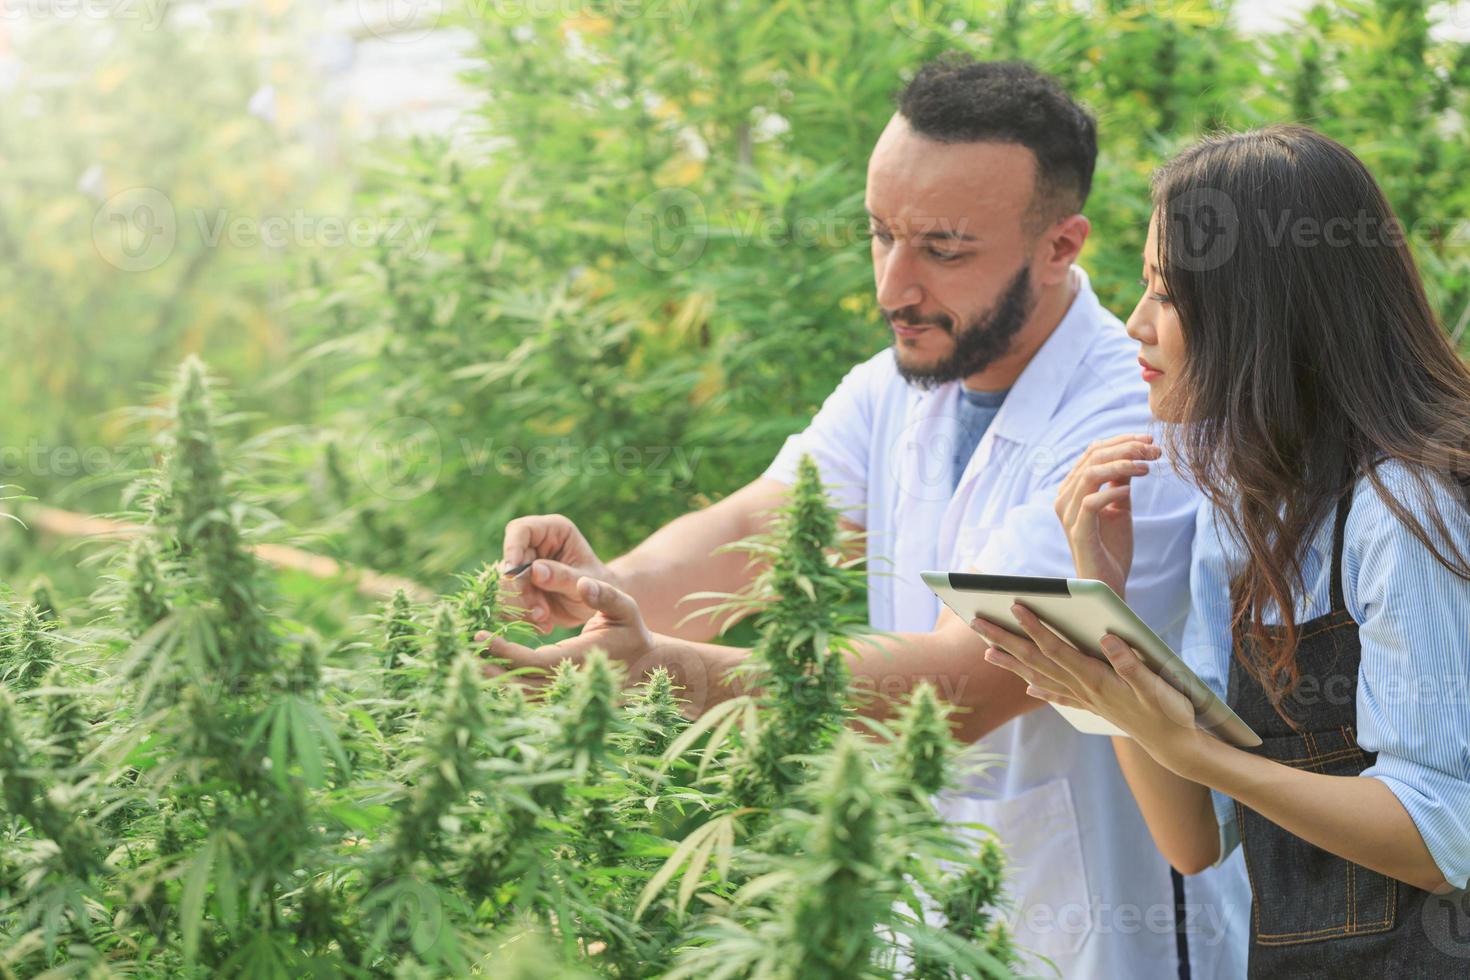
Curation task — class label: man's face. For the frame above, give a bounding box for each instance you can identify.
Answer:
[865,114,1043,388]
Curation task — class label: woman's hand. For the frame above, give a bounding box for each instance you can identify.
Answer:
[1055,433,1162,597]
[972,604,1207,774]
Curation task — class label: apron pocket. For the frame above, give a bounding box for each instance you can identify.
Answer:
[1237,728,1398,946]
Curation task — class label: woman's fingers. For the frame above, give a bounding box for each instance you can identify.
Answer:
[1061,459,1142,525]
[1059,440,1129,515]
[982,645,1050,689]
[1025,684,1088,711]
[972,616,1073,688]
[1058,440,1161,527]
[1009,604,1110,689]
[986,649,1090,713]
[1098,634,1151,689]
[1100,634,1198,729]
[1073,485,1134,541]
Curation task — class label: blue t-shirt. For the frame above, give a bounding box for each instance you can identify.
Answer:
[953,384,1010,487]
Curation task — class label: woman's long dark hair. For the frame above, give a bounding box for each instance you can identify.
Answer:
[1153,124,1470,717]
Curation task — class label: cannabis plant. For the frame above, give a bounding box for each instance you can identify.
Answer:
[0,360,1016,978]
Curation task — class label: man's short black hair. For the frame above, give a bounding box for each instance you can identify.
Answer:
[896,57,1098,228]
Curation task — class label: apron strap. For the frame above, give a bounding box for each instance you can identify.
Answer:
[1328,488,1353,613]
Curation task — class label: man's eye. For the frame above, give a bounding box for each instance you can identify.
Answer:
[868,228,892,244]
[927,247,963,262]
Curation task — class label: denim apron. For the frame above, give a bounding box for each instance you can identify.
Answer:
[1227,493,1456,977]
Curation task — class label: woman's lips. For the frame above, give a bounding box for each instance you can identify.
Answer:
[1139,356,1164,382]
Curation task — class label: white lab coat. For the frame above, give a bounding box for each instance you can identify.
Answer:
[766,266,1250,978]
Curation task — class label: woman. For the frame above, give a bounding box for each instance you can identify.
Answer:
[971,124,1470,974]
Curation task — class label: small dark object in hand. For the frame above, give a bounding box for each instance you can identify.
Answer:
[505,561,534,578]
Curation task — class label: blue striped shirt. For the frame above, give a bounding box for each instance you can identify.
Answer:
[1182,461,1470,889]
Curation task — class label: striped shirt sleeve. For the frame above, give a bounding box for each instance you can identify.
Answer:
[1177,503,1246,866]
[1346,463,1470,890]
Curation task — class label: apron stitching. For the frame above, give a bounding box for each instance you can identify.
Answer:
[1347,860,1355,933]
[1270,747,1367,768]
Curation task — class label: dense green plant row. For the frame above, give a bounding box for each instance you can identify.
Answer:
[282,0,1470,586]
[0,360,1016,978]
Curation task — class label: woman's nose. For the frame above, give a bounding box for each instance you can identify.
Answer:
[1125,304,1157,345]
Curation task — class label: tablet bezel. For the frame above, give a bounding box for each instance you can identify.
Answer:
[923,570,1262,748]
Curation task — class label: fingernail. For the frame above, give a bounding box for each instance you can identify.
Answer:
[1011,603,1026,617]
[533,563,548,583]
[532,606,547,620]
[473,630,490,643]
[585,581,601,602]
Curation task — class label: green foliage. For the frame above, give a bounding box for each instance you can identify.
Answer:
[275,0,1468,594]
[896,681,954,797]
[5,2,1468,975]
[122,536,173,639]
[0,4,370,522]
[780,736,890,978]
[0,362,1014,977]
[702,454,870,802]
[2,605,57,694]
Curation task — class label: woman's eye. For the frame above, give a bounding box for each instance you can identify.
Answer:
[1138,278,1170,304]
[868,228,892,244]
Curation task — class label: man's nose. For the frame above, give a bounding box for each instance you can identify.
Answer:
[875,246,923,311]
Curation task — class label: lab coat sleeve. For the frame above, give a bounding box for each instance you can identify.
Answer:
[762,354,880,528]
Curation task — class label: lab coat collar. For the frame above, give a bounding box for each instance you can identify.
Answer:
[901,265,1108,456]
[893,265,1111,514]
[987,264,1108,448]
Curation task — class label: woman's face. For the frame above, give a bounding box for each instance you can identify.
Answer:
[1126,211,1188,422]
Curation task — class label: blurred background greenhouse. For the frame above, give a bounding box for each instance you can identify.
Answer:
[0,1,1468,976]
[2,0,1468,625]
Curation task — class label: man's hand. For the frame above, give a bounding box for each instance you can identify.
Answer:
[479,575,653,674]
[478,575,750,714]
[502,514,621,633]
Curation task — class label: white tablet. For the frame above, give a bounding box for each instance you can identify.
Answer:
[923,570,1262,748]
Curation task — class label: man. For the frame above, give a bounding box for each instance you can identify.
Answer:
[484,57,1249,978]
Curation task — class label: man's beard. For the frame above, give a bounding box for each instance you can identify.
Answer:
[886,263,1035,391]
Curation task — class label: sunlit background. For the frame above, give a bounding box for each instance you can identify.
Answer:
[2,0,1468,616]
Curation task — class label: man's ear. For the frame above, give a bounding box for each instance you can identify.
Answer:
[1037,213,1091,287]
